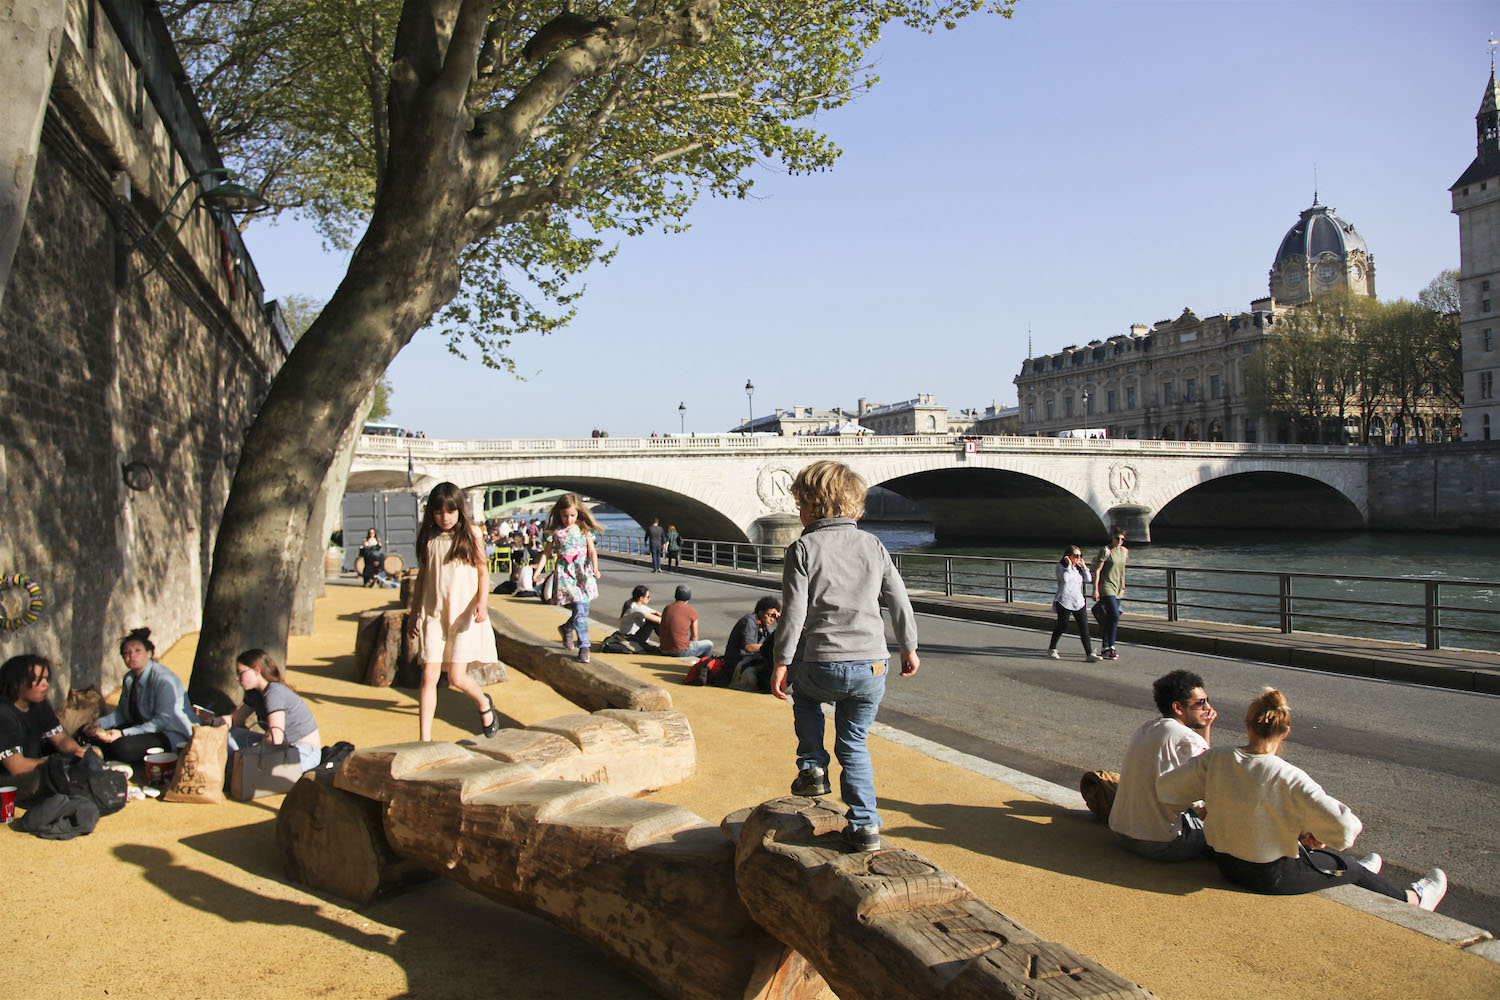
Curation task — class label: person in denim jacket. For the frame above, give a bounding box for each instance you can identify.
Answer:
[85,628,196,765]
[772,460,920,852]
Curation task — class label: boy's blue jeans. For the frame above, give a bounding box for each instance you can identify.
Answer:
[790,659,887,830]
[1098,595,1123,648]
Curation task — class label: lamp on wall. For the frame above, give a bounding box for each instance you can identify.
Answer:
[121,461,154,492]
[115,167,265,284]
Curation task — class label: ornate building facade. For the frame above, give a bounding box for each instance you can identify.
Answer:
[1453,68,1500,442]
[1016,196,1458,443]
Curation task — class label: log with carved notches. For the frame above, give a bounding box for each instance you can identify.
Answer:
[278,711,824,1000]
[732,797,1157,1000]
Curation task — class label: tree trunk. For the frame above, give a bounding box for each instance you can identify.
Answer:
[291,390,372,636]
[188,197,467,701]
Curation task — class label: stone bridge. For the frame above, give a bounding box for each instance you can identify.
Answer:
[349,435,1378,545]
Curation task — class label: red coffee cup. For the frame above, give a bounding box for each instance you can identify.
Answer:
[0,785,17,823]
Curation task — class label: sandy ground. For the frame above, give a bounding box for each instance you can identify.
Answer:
[6,582,1497,1000]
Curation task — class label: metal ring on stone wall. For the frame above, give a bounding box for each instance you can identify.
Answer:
[0,573,45,632]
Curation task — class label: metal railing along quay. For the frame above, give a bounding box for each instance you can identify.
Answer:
[598,532,1500,652]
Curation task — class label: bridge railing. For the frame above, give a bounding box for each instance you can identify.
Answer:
[597,533,1499,652]
[356,433,1370,458]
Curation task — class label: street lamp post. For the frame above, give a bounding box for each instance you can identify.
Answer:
[744,379,755,433]
[678,401,686,434]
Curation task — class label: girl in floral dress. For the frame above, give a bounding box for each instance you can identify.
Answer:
[534,494,603,662]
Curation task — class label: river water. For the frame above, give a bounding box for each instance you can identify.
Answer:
[594,514,1500,652]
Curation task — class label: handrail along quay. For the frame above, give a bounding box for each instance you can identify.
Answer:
[597,533,1500,653]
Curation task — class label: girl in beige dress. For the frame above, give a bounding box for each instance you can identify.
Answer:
[405,482,502,741]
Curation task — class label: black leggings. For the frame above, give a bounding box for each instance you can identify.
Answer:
[84,731,174,767]
[1049,603,1092,655]
[1214,848,1406,900]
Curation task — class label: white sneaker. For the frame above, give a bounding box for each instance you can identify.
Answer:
[1085,653,1100,663]
[1357,852,1382,874]
[1046,649,1060,660]
[1411,868,1447,911]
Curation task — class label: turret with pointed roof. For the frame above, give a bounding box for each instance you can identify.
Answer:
[1451,68,1500,190]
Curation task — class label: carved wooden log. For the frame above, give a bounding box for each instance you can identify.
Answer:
[489,608,671,712]
[353,609,406,687]
[321,740,822,1000]
[733,797,1157,1000]
[274,769,432,904]
[466,709,696,795]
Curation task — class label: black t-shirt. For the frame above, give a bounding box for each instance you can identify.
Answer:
[0,700,63,763]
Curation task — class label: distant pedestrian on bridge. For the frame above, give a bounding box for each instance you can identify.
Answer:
[536,494,602,663]
[665,524,681,569]
[1046,545,1098,662]
[772,460,920,853]
[644,518,667,573]
[1091,529,1129,659]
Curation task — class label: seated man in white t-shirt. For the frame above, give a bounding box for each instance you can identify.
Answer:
[1109,669,1216,861]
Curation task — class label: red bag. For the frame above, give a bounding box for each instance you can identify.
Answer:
[683,655,725,686]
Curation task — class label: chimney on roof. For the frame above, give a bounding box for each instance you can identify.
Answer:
[857,397,868,415]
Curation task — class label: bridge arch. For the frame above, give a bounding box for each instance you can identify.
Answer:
[1148,470,1364,536]
[871,467,1104,543]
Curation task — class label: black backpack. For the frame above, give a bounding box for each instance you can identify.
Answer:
[41,752,128,816]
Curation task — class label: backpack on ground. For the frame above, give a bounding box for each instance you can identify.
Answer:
[316,741,356,772]
[684,654,726,686]
[599,631,651,655]
[13,793,99,839]
[41,752,127,816]
[1079,769,1121,823]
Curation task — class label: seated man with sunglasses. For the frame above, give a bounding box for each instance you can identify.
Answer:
[1109,669,1216,861]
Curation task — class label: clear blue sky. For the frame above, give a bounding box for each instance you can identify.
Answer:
[241,0,1497,439]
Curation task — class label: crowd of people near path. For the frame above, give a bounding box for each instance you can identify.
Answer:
[2,466,1453,917]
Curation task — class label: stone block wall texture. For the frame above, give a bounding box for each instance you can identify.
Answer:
[1366,445,1500,532]
[0,1,285,693]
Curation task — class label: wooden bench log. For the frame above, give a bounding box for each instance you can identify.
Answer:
[732,797,1157,1000]
[466,709,696,794]
[354,609,507,688]
[305,740,822,1000]
[489,608,671,712]
[274,769,433,904]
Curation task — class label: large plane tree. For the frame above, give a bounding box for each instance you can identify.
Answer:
[168,0,1013,699]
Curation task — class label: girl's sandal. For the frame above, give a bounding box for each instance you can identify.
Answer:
[479,693,500,737]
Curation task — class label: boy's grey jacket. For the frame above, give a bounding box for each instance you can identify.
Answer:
[773,517,919,666]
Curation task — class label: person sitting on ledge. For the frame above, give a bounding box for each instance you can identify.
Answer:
[1158,686,1447,910]
[726,596,781,692]
[84,628,195,767]
[619,585,662,643]
[195,649,323,773]
[0,654,93,804]
[1110,669,1215,861]
[658,585,712,659]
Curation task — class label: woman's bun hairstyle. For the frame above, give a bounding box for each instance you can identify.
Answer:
[1245,686,1291,739]
[119,627,155,656]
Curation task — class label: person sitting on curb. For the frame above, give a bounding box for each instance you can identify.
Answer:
[619,585,663,642]
[659,585,712,659]
[1159,686,1447,910]
[84,628,196,766]
[0,655,94,804]
[1109,669,1215,861]
[726,596,781,692]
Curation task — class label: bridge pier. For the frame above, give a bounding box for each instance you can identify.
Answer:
[752,514,803,548]
[1106,505,1152,543]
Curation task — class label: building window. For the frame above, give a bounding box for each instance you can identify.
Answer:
[1485,414,1492,441]
[1484,280,1492,292]
[1107,390,1118,413]
[1126,386,1137,409]
[1027,402,1036,421]
[1484,299,1493,313]
[1210,374,1223,399]
[1126,364,1136,373]
[1065,396,1075,417]
[1244,418,1258,443]
[1485,329,1494,352]
[1243,343,1254,354]
[1186,378,1199,402]
[1180,331,1197,343]
[1163,381,1177,405]
[1483,372,1495,399]
[1046,400,1055,419]
[1085,393,1095,416]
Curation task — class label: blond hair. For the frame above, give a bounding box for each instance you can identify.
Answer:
[790,460,866,520]
[1245,687,1291,739]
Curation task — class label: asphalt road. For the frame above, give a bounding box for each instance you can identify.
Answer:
[588,559,1500,934]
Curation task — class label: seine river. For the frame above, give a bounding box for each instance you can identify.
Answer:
[595,513,1500,652]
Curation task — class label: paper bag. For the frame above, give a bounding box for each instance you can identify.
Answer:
[229,742,303,801]
[163,725,230,803]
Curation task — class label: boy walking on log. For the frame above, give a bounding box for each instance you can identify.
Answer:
[772,461,920,852]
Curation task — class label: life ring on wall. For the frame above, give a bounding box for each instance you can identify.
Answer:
[1,573,45,632]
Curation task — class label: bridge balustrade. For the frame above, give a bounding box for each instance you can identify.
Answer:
[596,532,1498,652]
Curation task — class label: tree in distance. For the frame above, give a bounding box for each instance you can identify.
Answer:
[170,0,1016,699]
[1244,276,1460,445]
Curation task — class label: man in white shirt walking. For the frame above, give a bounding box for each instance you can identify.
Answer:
[1109,669,1216,861]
